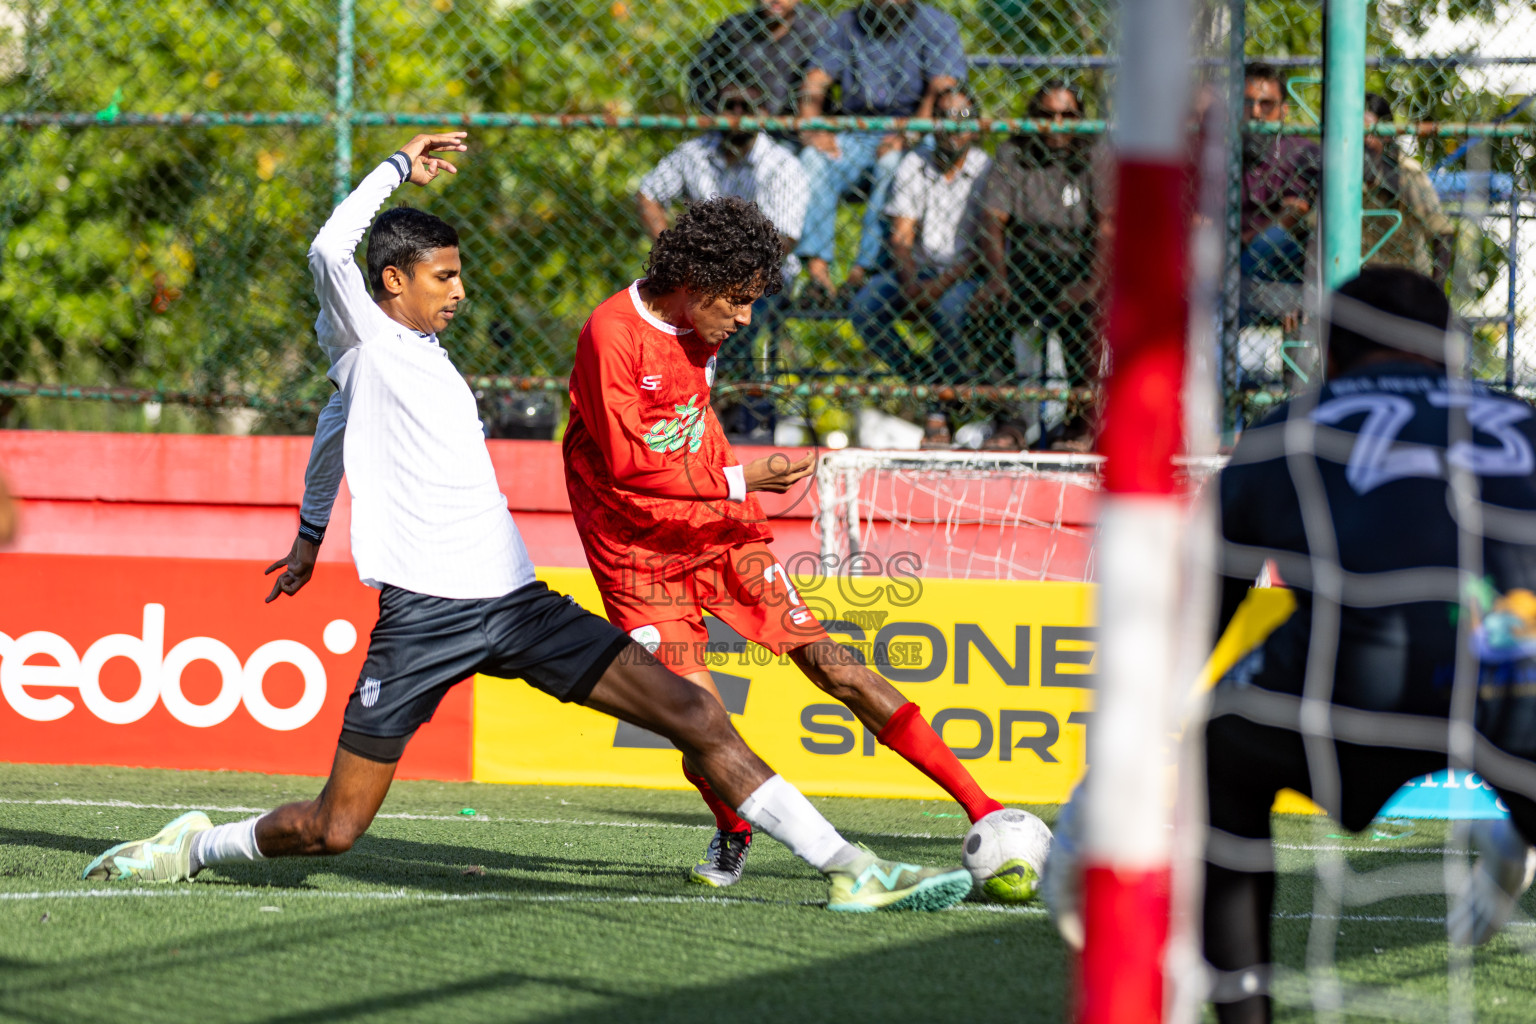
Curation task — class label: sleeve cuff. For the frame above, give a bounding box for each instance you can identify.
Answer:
[387,151,413,182]
[297,517,327,546]
[723,464,747,504]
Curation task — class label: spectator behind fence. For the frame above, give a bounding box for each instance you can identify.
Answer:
[796,0,966,303]
[970,80,1112,390]
[850,88,990,386]
[637,81,809,379]
[686,0,833,129]
[1362,92,1453,286]
[1240,61,1321,335]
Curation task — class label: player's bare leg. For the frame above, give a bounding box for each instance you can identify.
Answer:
[791,638,1005,824]
[253,747,398,857]
[83,746,396,881]
[587,655,769,805]
[585,643,974,911]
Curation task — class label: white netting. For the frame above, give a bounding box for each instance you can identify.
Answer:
[812,450,1224,582]
[813,449,1104,582]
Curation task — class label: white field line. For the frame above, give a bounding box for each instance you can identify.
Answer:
[0,887,1047,915]
[0,798,1470,852]
[1274,910,1536,929]
[0,797,952,840]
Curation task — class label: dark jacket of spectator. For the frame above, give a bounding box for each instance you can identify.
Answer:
[975,134,1113,387]
[984,135,1113,276]
[1242,135,1321,243]
[687,3,835,117]
[811,3,967,116]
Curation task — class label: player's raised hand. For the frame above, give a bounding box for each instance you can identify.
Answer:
[744,451,816,493]
[264,535,320,603]
[399,132,468,187]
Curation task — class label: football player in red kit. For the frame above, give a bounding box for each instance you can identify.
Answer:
[563,196,1009,887]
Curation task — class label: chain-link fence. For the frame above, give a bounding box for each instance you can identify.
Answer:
[0,0,1532,444]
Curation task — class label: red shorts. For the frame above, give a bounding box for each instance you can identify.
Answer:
[598,541,829,677]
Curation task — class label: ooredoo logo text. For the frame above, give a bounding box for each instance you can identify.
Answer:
[0,604,358,731]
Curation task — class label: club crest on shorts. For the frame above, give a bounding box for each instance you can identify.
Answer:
[629,624,662,654]
[705,355,716,387]
[360,676,382,708]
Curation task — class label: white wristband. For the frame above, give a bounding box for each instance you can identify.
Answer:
[723,464,746,504]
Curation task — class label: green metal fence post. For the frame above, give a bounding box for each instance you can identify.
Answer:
[333,0,356,207]
[1321,0,1367,290]
[1223,0,1246,434]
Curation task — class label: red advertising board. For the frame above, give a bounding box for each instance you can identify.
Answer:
[0,553,471,781]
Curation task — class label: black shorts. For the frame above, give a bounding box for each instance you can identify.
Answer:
[338,581,629,761]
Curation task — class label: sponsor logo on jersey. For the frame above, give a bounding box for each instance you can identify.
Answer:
[360,676,382,708]
[640,374,663,391]
[643,394,706,455]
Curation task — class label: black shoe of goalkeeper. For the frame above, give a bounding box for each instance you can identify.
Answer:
[690,827,752,888]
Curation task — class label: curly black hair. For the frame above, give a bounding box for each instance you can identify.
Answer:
[644,195,785,301]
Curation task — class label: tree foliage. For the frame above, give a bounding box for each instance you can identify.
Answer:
[0,0,1529,430]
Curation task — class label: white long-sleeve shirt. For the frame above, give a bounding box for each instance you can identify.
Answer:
[299,155,536,599]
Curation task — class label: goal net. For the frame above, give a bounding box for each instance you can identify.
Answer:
[812,449,1221,583]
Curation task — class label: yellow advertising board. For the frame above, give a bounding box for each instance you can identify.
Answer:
[474,568,1097,803]
[473,571,1322,813]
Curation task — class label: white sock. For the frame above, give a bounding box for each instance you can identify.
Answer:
[736,775,859,872]
[190,815,266,874]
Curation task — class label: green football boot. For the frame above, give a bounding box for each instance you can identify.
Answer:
[825,846,972,913]
[82,811,212,882]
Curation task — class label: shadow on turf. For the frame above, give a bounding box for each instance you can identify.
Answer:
[10,823,701,897]
[0,826,122,858]
[130,914,1065,1024]
[461,922,1063,1024]
[593,806,969,861]
[194,834,714,896]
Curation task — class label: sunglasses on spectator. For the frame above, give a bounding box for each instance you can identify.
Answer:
[1029,109,1082,120]
[720,98,760,114]
[935,108,975,124]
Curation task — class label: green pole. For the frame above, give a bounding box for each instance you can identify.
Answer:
[1321,0,1367,289]
[333,0,355,206]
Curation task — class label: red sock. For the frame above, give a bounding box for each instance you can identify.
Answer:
[877,702,1005,824]
[682,763,750,833]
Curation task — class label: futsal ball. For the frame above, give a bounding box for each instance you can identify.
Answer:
[962,807,1052,904]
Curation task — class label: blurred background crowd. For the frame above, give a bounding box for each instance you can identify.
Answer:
[0,0,1528,450]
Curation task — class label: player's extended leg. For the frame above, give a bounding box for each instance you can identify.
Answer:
[82,744,395,882]
[251,746,396,856]
[674,669,756,887]
[790,638,1005,825]
[585,643,974,911]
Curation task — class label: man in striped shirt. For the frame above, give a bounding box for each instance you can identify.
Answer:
[81,134,972,915]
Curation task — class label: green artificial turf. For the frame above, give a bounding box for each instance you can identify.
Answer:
[0,763,1532,1023]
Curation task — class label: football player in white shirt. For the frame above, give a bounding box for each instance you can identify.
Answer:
[81,133,972,915]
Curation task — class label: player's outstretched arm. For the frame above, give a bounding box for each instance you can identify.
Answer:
[300,391,346,524]
[743,452,816,494]
[308,133,468,347]
[266,392,345,603]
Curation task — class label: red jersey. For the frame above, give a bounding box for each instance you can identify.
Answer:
[563,282,771,593]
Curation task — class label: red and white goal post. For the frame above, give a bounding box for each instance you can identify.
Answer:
[1081,0,1202,1019]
